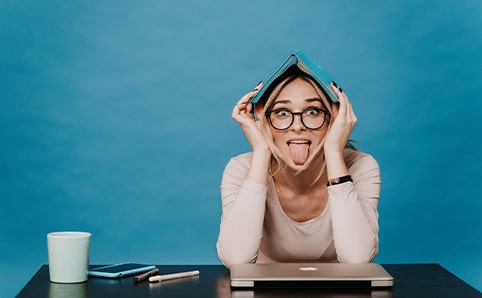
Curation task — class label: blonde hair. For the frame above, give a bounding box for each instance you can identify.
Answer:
[258,73,334,183]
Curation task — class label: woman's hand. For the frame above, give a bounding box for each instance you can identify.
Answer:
[232,82,270,153]
[324,82,357,155]
[324,82,357,179]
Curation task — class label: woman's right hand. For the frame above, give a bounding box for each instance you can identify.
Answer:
[231,82,270,153]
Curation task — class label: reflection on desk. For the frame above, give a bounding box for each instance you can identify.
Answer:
[49,282,87,298]
[17,264,481,298]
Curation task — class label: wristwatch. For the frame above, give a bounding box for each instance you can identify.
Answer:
[327,175,353,186]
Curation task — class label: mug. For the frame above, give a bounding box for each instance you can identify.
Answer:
[47,231,91,283]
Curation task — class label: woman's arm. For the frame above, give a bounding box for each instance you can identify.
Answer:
[322,83,379,262]
[329,152,380,263]
[216,155,268,268]
[217,83,272,268]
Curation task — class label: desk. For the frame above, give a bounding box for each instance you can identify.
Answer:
[16,264,480,298]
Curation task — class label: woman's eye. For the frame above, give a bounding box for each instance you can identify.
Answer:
[275,109,290,117]
[305,108,320,116]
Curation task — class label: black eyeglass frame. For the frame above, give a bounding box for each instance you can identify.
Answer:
[265,107,330,130]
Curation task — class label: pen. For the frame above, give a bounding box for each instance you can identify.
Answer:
[148,270,200,283]
[133,268,160,283]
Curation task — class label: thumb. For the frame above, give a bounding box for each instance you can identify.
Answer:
[254,103,264,120]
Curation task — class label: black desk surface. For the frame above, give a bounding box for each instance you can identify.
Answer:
[17,264,481,298]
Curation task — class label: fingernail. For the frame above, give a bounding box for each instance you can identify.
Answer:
[339,87,343,93]
[251,81,262,91]
[332,81,338,87]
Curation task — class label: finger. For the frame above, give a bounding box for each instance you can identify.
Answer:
[235,94,253,106]
[339,98,356,128]
[253,81,263,90]
[331,82,351,118]
[330,82,343,102]
[232,100,249,119]
[330,101,340,123]
[330,81,338,93]
[233,94,254,114]
[336,88,356,125]
[233,81,264,119]
[247,102,257,117]
[232,101,253,123]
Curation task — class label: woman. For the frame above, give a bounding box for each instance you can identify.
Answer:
[216,68,380,268]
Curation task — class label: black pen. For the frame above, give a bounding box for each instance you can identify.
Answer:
[133,268,160,283]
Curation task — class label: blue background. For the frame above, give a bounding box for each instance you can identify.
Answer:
[1,1,481,296]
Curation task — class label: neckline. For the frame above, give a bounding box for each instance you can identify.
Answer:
[267,176,329,225]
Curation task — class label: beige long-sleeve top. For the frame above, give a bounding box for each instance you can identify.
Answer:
[216,149,381,268]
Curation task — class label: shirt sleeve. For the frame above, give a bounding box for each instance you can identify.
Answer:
[328,152,381,263]
[216,155,267,268]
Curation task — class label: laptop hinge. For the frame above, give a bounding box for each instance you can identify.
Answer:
[253,280,372,288]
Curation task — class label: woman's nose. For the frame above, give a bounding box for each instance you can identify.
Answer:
[291,114,306,131]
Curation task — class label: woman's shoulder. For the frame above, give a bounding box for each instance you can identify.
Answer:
[343,148,379,172]
[223,152,253,175]
[228,152,253,165]
[231,151,253,161]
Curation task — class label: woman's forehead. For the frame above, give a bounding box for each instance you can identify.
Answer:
[283,77,324,97]
[273,79,324,103]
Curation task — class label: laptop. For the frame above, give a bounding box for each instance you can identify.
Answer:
[230,263,394,288]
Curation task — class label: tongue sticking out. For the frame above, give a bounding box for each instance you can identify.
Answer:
[289,143,310,165]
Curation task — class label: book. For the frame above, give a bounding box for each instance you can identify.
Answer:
[251,50,339,107]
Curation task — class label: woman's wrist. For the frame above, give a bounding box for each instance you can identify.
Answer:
[251,150,272,171]
[327,175,353,186]
[323,145,344,157]
[324,149,348,180]
[246,150,272,185]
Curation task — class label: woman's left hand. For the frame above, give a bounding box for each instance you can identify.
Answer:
[323,82,357,156]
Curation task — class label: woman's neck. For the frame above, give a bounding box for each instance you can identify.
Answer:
[272,159,327,193]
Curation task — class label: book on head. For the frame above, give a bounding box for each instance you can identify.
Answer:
[251,50,339,109]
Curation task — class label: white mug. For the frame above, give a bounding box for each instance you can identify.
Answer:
[47,232,91,283]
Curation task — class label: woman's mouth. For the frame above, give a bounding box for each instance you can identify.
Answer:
[287,140,311,165]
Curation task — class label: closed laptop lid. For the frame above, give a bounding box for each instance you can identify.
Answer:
[230,263,394,288]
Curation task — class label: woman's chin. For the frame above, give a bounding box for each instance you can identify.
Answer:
[286,159,311,172]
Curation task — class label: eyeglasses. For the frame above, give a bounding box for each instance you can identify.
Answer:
[265,107,330,130]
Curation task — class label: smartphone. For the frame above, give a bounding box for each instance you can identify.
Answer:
[88,263,156,278]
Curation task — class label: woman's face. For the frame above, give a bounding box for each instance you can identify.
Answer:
[267,77,329,170]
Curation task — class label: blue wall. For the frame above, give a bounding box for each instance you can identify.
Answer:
[1,1,481,296]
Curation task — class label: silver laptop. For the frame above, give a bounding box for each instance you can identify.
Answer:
[230,263,394,288]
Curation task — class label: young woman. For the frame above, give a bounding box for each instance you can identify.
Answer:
[217,69,380,268]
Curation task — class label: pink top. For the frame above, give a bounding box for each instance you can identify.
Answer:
[216,149,381,268]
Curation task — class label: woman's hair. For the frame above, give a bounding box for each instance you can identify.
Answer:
[257,71,334,180]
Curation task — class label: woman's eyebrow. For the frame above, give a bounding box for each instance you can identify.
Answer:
[272,99,291,105]
[273,98,322,105]
[305,98,324,104]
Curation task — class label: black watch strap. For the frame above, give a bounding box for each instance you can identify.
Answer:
[327,175,353,186]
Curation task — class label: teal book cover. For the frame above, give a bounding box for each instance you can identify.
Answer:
[251,50,339,107]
